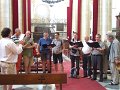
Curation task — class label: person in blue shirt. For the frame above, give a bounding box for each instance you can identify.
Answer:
[38,32,52,73]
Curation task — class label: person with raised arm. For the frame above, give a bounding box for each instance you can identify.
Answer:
[0,27,24,90]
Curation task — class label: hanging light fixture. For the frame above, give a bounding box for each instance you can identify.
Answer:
[42,0,64,7]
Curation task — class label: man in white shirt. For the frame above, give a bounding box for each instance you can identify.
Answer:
[0,27,23,90]
[82,36,92,78]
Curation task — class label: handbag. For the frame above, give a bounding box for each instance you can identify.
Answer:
[116,61,120,71]
[116,63,120,71]
[70,67,77,78]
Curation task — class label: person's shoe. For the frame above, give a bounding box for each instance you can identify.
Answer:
[68,76,72,78]
[99,79,103,82]
[109,82,119,85]
[81,75,87,78]
[48,71,51,73]
[91,78,96,80]
[68,75,73,78]
[87,76,91,79]
[76,75,80,79]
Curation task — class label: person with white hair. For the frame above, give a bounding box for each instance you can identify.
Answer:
[11,28,22,73]
[107,33,120,85]
[11,28,21,43]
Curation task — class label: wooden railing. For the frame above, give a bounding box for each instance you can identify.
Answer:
[0,73,67,90]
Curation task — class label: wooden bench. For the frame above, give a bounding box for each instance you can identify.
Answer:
[0,73,67,90]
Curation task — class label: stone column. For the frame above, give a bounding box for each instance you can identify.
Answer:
[0,0,13,38]
[71,0,78,37]
[98,0,112,41]
[106,0,112,33]
[81,0,91,40]
[9,0,12,30]
[0,0,11,32]
[97,0,102,35]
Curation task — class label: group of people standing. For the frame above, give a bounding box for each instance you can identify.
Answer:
[11,28,36,74]
[69,32,120,86]
[0,27,120,90]
[0,28,64,90]
[37,32,64,73]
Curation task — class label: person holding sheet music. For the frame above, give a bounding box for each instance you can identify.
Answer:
[51,32,64,73]
[82,36,92,78]
[69,32,82,79]
[22,31,36,74]
[38,32,52,73]
[91,34,105,82]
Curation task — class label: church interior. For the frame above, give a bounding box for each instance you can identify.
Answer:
[0,0,120,90]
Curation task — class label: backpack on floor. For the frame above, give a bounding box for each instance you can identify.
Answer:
[70,67,77,78]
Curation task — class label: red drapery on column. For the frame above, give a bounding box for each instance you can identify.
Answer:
[77,0,82,40]
[93,0,98,40]
[67,0,73,40]
[12,0,18,34]
[22,0,27,33]
[28,0,31,32]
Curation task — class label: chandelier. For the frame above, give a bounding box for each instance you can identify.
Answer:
[42,0,64,7]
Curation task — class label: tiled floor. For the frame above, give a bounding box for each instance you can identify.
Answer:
[97,74,120,90]
[0,84,56,90]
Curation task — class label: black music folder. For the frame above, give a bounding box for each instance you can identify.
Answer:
[42,44,56,48]
[86,42,100,48]
[69,41,83,47]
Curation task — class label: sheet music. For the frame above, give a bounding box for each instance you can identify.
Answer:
[42,44,56,48]
[69,41,83,47]
[19,34,25,41]
[86,42,100,48]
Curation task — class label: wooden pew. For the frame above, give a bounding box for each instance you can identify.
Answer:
[0,73,67,90]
